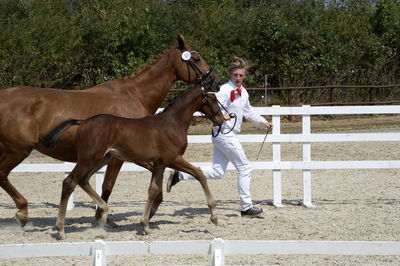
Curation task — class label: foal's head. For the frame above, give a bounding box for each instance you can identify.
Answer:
[198,77,225,127]
[173,34,219,84]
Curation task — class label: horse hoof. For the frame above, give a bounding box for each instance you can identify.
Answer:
[95,209,106,221]
[15,212,27,227]
[58,234,65,240]
[106,218,118,228]
[57,231,66,240]
[210,216,218,226]
[140,220,150,235]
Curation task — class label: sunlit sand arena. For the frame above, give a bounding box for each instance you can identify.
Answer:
[1,116,400,265]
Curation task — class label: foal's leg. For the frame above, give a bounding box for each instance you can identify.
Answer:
[56,169,80,240]
[95,158,123,225]
[79,156,112,226]
[135,161,160,218]
[56,158,109,239]
[169,156,218,226]
[0,149,31,227]
[149,188,163,220]
[134,162,160,219]
[80,183,109,225]
[96,159,155,224]
[141,163,165,235]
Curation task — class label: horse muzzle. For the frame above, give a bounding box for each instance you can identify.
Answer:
[212,113,225,127]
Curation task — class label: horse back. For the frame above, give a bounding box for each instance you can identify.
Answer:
[76,114,187,164]
[0,85,141,137]
[1,86,142,161]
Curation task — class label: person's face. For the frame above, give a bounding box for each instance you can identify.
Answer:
[229,68,246,88]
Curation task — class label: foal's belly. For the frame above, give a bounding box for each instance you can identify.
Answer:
[106,147,157,165]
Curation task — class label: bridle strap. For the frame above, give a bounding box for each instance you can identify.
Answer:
[211,98,237,138]
[181,50,213,83]
[201,86,222,117]
[180,50,233,138]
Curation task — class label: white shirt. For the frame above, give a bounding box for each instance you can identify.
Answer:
[215,80,267,135]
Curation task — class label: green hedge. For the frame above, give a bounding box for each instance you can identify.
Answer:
[1,0,399,94]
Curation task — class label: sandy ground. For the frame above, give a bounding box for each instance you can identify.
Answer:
[1,115,400,265]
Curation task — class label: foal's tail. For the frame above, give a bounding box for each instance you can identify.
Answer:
[41,119,81,148]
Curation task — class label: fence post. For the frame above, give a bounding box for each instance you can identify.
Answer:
[271,106,283,207]
[94,171,105,209]
[65,162,75,212]
[264,74,268,106]
[287,90,293,121]
[210,238,225,266]
[96,172,104,196]
[92,239,107,266]
[301,106,315,208]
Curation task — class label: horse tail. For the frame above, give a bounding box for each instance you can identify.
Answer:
[41,119,81,148]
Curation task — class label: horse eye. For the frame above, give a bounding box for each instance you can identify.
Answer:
[192,56,201,62]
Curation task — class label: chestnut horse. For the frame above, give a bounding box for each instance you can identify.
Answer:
[42,75,224,239]
[0,35,217,227]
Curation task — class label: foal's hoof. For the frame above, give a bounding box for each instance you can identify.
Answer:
[96,211,117,228]
[55,225,66,240]
[15,212,27,227]
[105,218,118,228]
[57,231,66,240]
[210,216,218,226]
[140,220,150,235]
[142,227,150,235]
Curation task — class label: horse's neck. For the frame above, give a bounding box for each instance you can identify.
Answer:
[123,50,176,114]
[162,89,200,132]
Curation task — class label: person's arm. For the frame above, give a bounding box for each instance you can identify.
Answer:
[243,90,273,130]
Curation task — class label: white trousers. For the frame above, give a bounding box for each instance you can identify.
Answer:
[179,134,253,211]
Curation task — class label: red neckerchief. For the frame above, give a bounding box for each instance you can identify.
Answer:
[230,87,242,102]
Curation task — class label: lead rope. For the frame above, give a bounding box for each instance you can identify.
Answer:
[256,129,270,160]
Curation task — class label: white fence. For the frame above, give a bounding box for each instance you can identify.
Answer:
[12,105,400,209]
[1,238,400,266]
[5,105,400,265]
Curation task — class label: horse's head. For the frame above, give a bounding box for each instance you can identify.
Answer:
[198,76,225,127]
[174,34,220,85]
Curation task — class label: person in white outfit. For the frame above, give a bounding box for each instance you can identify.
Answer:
[167,57,273,217]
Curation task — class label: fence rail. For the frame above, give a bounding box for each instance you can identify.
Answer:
[172,84,400,92]
[12,105,400,210]
[172,84,400,106]
[1,238,400,266]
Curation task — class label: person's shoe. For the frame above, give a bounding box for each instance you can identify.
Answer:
[241,206,263,217]
[166,170,180,193]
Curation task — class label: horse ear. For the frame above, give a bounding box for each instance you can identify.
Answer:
[178,34,185,50]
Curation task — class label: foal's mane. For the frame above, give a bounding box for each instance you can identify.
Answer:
[159,85,197,114]
[122,46,177,80]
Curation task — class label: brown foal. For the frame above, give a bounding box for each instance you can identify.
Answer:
[0,35,216,227]
[42,76,224,239]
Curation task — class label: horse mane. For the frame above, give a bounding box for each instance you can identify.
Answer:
[122,46,177,80]
[158,85,196,114]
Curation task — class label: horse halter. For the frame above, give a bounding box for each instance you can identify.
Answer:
[199,71,222,124]
[211,103,237,138]
[181,50,213,83]
[181,50,231,137]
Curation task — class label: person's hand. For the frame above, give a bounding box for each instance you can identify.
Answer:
[265,122,273,131]
[223,114,231,121]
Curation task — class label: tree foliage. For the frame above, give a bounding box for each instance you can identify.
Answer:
[1,0,399,92]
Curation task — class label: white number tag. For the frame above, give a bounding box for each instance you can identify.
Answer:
[181,51,191,61]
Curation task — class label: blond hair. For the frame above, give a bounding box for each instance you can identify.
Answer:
[228,56,248,74]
